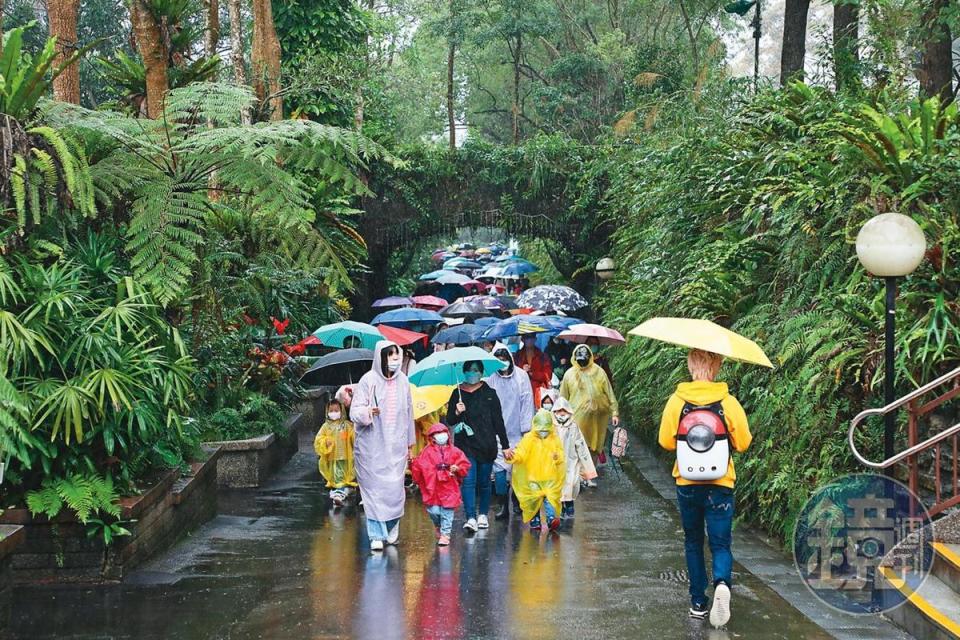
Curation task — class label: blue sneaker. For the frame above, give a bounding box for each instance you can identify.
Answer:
[529,515,542,530]
[561,502,575,518]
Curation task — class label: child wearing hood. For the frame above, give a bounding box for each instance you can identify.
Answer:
[551,396,596,519]
[509,409,565,532]
[411,423,471,546]
[314,398,357,506]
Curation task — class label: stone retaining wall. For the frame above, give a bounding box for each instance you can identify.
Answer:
[205,413,305,488]
[0,447,220,583]
[0,525,25,630]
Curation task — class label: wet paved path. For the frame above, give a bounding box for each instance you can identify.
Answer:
[9,451,837,640]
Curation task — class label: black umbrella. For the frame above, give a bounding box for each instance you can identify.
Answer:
[299,348,374,387]
[440,301,492,321]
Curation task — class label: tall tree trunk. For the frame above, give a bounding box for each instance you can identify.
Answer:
[447,39,456,149]
[48,0,80,104]
[204,0,220,56]
[251,0,283,120]
[918,0,954,101]
[833,0,859,90]
[780,0,811,85]
[227,0,249,123]
[512,34,521,145]
[129,0,169,118]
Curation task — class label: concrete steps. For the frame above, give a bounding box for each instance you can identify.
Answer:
[881,535,960,640]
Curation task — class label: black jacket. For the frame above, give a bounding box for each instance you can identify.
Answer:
[445,382,510,463]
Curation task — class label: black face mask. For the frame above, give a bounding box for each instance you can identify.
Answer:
[576,356,590,367]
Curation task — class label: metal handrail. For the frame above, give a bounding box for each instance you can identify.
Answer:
[848,367,960,469]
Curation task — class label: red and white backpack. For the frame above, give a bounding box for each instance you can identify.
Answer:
[676,402,729,481]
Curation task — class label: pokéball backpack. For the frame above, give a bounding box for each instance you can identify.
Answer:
[676,402,729,481]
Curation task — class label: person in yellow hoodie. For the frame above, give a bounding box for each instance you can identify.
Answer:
[510,409,565,532]
[658,349,752,629]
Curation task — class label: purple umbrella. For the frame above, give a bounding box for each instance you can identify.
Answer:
[372,296,414,309]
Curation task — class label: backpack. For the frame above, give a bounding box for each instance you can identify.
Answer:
[676,402,729,481]
[610,426,629,459]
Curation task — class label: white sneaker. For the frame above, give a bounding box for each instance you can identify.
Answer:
[710,583,731,628]
[477,515,489,529]
[585,479,598,488]
[463,518,478,532]
[386,523,400,545]
[370,539,384,552]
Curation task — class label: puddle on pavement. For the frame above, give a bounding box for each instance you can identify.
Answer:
[7,454,834,640]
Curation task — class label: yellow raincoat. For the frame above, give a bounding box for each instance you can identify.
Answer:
[559,345,619,453]
[314,418,357,488]
[510,410,565,522]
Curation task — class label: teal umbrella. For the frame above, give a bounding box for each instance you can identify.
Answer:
[312,321,383,350]
[408,346,507,389]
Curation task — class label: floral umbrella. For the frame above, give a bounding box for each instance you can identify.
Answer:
[516,285,589,313]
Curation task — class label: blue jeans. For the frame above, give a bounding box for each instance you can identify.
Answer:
[677,485,734,607]
[366,517,400,542]
[426,505,455,536]
[461,457,493,520]
[494,469,509,495]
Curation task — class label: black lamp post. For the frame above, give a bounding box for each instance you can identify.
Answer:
[855,213,927,475]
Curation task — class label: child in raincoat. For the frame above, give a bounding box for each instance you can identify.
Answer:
[411,423,471,546]
[552,397,597,519]
[509,409,565,532]
[314,399,357,506]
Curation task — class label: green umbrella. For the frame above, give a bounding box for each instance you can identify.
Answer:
[408,346,506,391]
[312,321,383,350]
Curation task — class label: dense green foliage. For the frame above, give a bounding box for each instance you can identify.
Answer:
[597,83,959,541]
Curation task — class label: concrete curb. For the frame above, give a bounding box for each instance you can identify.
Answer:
[623,442,914,640]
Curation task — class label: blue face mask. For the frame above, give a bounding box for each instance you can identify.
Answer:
[464,371,482,384]
[433,432,449,446]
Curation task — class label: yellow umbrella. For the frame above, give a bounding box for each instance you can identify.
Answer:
[476,247,492,254]
[628,317,774,368]
[410,384,456,419]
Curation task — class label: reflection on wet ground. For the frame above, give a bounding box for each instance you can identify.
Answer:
[7,453,832,639]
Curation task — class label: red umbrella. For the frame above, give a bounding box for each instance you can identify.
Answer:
[462,280,487,294]
[378,325,429,347]
[412,295,448,310]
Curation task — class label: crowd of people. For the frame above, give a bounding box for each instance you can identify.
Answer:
[313,336,620,547]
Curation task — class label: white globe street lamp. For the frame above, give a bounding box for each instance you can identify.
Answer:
[595,257,616,281]
[856,213,926,472]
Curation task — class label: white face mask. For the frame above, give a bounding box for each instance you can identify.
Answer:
[537,430,550,439]
[541,402,554,411]
[386,353,402,373]
[328,411,341,421]
[555,413,570,424]
[433,433,449,446]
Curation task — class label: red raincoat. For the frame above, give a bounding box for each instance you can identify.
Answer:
[514,346,553,408]
[410,423,471,508]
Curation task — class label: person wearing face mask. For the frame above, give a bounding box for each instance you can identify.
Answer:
[445,360,512,532]
[551,397,596,518]
[513,334,553,408]
[508,409,565,531]
[350,341,416,552]
[314,399,357,506]
[410,423,471,546]
[484,342,534,520]
[560,344,620,471]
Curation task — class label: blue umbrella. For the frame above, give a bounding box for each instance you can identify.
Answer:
[432,324,487,346]
[312,321,383,350]
[419,270,448,281]
[371,308,445,327]
[474,316,500,328]
[501,262,539,277]
[481,317,550,341]
[408,347,506,388]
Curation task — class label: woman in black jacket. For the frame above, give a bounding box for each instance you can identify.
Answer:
[446,360,512,532]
